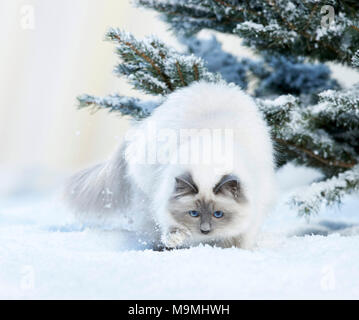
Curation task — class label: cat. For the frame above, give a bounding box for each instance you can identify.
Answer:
[64,81,277,249]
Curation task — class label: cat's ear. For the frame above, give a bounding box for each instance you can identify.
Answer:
[173,172,198,198]
[213,174,243,201]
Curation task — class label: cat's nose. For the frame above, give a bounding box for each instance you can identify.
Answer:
[200,222,211,234]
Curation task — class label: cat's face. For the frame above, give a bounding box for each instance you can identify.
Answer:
[168,172,248,240]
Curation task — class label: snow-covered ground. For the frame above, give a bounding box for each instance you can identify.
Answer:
[1,164,359,299]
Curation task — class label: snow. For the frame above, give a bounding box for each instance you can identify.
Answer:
[1,164,359,299]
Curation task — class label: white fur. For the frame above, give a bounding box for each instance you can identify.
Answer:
[65,82,277,249]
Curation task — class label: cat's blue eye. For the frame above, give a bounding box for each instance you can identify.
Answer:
[188,210,199,217]
[213,211,224,218]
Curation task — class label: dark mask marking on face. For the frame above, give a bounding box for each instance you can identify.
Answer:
[196,198,213,234]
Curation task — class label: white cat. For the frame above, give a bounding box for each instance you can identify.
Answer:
[65,82,277,249]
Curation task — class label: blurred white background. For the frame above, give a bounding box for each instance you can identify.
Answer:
[0,0,178,169]
[0,0,182,194]
[0,0,358,195]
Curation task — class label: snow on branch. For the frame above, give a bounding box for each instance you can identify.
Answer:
[106,28,222,95]
[235,21,298,49]
[256,94,296,128]
[136,0,359,66]
[77,94,161,120]
[310,84,359,131]
[134,0,244,35]
[258,95,358,170]
[353,51,359,68]
[291,165,359,216]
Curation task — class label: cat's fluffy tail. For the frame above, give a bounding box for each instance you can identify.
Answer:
[63,144,133,216]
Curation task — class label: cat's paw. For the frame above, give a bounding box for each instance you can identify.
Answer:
[162,228,191,248]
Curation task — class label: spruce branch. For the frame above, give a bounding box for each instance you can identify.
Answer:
[309,85,359,131]
[256,95,296,129]
[353,50,359,67]
[137,0,359,65]
[303,2,319,31]
[106,29,172,94]
[262,0,346,60]
[134,0,244,35]
[106,28,221,95]
[258,95,358,170]
[291,165,359,215]
[77,94,161,120]
[274,138,356,170]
